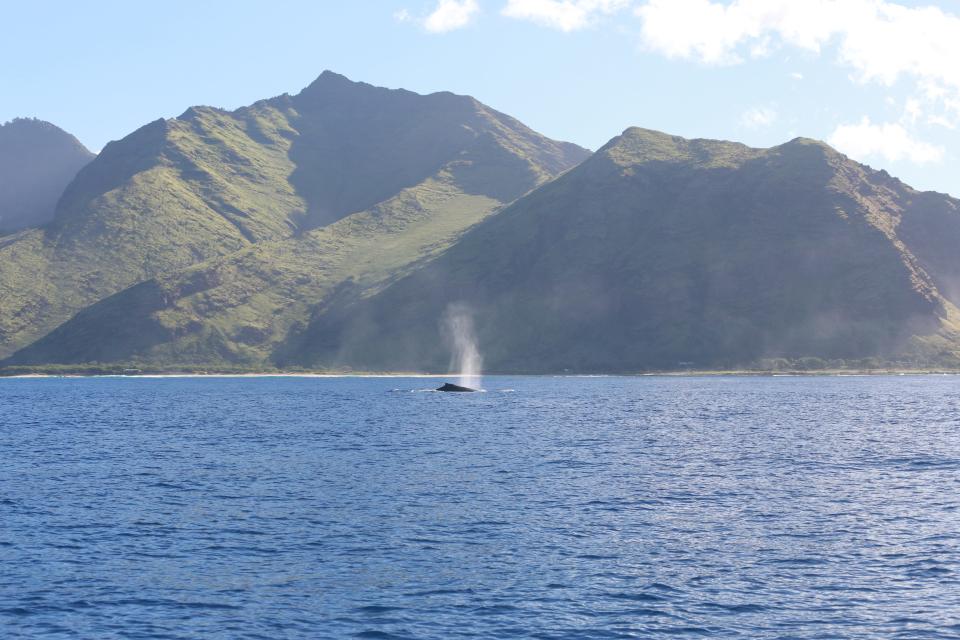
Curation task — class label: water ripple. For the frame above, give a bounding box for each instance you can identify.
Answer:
[1,375,959,638]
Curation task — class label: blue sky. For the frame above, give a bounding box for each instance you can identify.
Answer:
[3,0,959,196]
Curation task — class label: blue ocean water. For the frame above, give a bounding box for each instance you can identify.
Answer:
[1,375,959,639]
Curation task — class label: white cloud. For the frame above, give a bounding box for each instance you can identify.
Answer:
[790,71,803,81]
[928,114,957,130]
[502,0,631,32]
[423,0,480,33]
[829,117,945,165]
[903,97,922,125]
[634,0,960,124]
[741,105,777,129]
[394,8,413,23]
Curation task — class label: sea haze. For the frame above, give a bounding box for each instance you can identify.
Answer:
[1,376,959,638]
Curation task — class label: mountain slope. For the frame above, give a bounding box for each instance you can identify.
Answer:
[0,118,94,234]
[0,72,588,361]
[270,128,960,372]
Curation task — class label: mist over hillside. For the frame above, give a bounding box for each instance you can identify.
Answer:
[275,129,960,372]
[0,118,94,234]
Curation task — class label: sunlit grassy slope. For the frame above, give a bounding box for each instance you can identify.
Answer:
[0,72,588,362]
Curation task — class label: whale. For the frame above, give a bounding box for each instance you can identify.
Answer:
[436,382,477,392]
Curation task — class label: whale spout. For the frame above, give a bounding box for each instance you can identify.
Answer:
[437,382,477,392]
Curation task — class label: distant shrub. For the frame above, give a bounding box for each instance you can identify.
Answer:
[796,357,827,370]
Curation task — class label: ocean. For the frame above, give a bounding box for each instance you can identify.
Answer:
[1,375,958,638]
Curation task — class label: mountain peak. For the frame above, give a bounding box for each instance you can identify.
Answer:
[310,69,356,87]
[177,105,227,121]
[0,117,90,151]
[595,128,858,174]
[2,117,60,133]
[318,69,351,81]
[785,136,828,146]
[296,70,383,101]
[295,71,481,113]
[768,136,847,172]
[0,118,94,234]
[775,136,840,157]
[600,127,758,168]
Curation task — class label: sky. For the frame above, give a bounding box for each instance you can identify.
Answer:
[3,0,960,196]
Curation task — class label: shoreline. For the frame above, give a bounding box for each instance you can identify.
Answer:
[2,369,960,379]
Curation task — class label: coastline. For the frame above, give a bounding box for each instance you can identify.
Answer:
[2,369,959,379]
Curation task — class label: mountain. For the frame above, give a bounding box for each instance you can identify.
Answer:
[13,127,960,372]
[263,128,960,373]
[0,118,94,234]
[12,109,960,373]
[0,72,589,362]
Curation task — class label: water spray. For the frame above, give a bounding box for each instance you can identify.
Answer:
[437,303,482,392]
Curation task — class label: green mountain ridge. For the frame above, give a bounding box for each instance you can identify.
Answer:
[8,86,960,372]
[0,72,588,362]
[269,128,960,372]
[0,118,94,234]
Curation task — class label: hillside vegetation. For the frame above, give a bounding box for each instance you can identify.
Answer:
[274,128,960,372]
[0,72,588,361]
[9,81,960,373]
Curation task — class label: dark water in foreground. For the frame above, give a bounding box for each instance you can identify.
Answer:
[1,375,959,639]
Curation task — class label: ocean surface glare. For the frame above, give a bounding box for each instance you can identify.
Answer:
[1,375,959,638]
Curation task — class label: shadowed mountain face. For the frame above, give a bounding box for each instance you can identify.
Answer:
[287,72,586,228]
[270,128,960,373]
[0,119,94,234]
[0,72,589,362]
